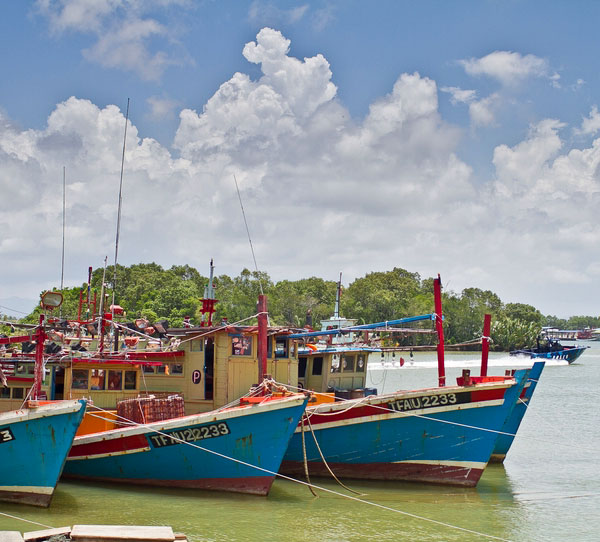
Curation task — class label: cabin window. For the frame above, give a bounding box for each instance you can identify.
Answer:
[331,356,341,373]
[190,339,203,352]
[356,355,366,372]
[16,364,34,375]
[0,388,9,398]
[342,355,355,372]
[72,369,89,390]
[90,369,106,390]
[107,370,122,390]
[312,357,323,376]
[156,365,167,374]
[142,364,156,373]
[298,357,307,379]
[124,371,137,390]
[12,387,24,399]
[275,338,288,358]
[170,363,183,375]
[232,336,252,356]
[267,337,273,358]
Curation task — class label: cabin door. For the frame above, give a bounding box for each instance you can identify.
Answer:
[204,338,214,400]
[51,366,65,400]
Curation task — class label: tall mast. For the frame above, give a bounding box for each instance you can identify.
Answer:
[60,166,66,318]
[112,98,130,311]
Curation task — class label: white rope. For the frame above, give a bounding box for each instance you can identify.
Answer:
[0,511,53,529]
[81,403,512,542]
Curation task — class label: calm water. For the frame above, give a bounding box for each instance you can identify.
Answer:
[1,344,598,542]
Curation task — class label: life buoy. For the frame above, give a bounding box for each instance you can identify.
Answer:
[306,344,318,351]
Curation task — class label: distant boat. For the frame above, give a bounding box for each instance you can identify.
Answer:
[63,392,308,496]
[490,361,545,463]
[0,399,86,506]
[510,339,588,364]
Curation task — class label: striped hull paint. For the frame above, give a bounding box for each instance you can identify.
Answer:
[531,347,586,363]
[63,394,309,496]
[490,361,545,463]
[0,399,87,506]
[281,370,529,487]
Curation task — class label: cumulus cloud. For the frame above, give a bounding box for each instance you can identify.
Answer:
[460,51,550,85]
[441,87,499,127]
[34,0,189,80]
[576,105,600,136]
[147,95,179,120]
[2,28,600,316]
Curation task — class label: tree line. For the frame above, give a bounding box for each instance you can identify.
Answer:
[8,263,600,351]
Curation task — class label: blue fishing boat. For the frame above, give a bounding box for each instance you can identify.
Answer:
[490,361,545,463]
[0,399,86,506]
[281,366,529,487]
[63,392,308,495]
[510,339,588,364]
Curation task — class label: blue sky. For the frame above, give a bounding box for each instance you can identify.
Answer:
[1,0,600,319]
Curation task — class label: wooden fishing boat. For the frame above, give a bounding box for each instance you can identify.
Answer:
[63,391,308,496]
[490,361,545,463]
[0,314,86,506]
[280,345,528,487]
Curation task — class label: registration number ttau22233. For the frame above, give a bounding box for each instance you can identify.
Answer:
[148,422,230,448]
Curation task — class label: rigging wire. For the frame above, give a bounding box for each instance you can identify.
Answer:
[233,174,264,297]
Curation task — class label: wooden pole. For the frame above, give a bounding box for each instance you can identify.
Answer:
[257,295,268,384]
[481,314,491,377]
[33,315,46,400]
[434,275,446,387]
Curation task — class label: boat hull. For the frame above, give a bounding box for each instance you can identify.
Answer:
[0,400,87,506]
[281,370,528,487]
[490,361,545,463]
[510,346,587,364]
[63,394,308,496]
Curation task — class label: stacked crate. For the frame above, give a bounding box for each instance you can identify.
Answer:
[117,394,185,423]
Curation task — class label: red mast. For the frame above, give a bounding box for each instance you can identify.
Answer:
[201,259,218,327]
[257,295,268,383]
[433,274,446,387]
[480,314,491,377]
[33,315,47,400]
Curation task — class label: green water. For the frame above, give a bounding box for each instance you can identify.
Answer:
[2,346,598,542]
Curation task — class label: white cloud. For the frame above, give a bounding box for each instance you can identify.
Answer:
[441,86,476,105]
[576,105,600,136]
[460,51,549,85]
[147,96,179,120]
[468,93,500,127]
[2,28,600,317]
[248,1,309,25]
[34,0,189,80]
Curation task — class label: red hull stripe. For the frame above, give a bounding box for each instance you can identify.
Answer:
[69,434,149,458]
[280,460,484,488]
[62,474,275,496]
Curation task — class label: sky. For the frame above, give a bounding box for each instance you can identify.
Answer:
[1,0,599,319]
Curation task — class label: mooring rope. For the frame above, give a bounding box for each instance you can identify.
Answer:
[0,511,53,529]
[76,403,513,542]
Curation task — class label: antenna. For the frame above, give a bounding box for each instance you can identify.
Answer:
[113,98,130,310]
[233,174,264,295]
[60,166,66,318]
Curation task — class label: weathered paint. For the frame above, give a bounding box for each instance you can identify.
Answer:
[281,370,529,487]
[63,394,308,496]
[0,400,86,506]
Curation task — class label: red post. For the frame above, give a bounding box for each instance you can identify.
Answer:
[257,295,268,384]
[33,315,47,400]
[481,314,491,377]
[434,275,446,387]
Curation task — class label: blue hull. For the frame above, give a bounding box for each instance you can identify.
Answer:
[490,361,545,462]
[531,346,587,363]
[281,370,528,487]
[64,394,308,495]
[0,399,86,506]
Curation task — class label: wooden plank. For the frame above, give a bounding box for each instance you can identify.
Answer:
[0,532,24,542]
[24,527,71,541]
[70,525,175,542]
